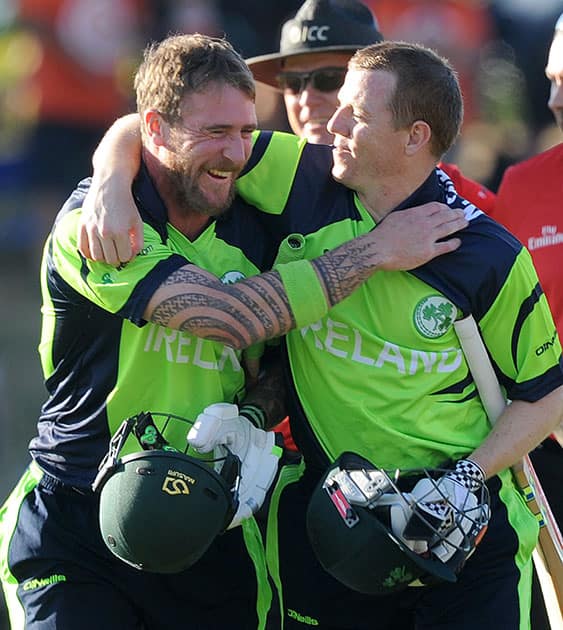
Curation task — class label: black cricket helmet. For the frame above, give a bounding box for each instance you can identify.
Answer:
[92,412,240,574]
[307,452,487,595]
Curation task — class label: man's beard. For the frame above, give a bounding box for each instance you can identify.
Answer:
[165,153,237,218]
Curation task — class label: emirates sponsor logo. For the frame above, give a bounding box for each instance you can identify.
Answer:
[528,225,563,251]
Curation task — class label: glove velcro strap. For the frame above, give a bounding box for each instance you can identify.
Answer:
[449,458,486,491]
[239,404,267,430]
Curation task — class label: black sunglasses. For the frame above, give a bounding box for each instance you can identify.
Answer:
[276,67,347,95]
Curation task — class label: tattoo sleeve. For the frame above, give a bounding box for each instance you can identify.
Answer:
[311,237,377,307]
[146,231,383,349]
[147,265,296,349]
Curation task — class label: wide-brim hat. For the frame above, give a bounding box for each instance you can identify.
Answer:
[246,0,383,89]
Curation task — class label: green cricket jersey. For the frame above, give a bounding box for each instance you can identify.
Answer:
[237,131,563,472]
[30,165,277,487]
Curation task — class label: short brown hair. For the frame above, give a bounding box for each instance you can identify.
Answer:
[349,42,463,157]
[135,33,256,126]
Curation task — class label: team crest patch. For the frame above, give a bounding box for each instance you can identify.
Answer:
[413,295,457,339]
[220,271,246,284]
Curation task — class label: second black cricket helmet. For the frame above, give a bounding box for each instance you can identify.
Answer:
[306,452,462,595]
[92,412,240,574]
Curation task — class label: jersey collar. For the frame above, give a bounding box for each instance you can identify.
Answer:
[132,161,169,243]
[393,169,444,213]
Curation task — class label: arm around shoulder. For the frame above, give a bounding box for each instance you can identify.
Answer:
[78,114,144,265]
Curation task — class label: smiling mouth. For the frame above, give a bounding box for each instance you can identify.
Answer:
[208,168,232,180]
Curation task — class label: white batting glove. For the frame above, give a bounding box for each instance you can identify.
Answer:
[188,403,248,453]
[376,493,429,555]
[187,403,282,529]
[409,459,489,563]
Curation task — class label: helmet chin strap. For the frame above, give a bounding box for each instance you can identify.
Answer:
[92,412,170,493]
[92,411,243,531]
[133,411,177,451]
[92,415,138,493]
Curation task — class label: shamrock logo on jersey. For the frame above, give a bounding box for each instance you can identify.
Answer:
[413,295,457,339]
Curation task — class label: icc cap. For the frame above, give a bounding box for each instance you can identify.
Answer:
[246,0,383,88]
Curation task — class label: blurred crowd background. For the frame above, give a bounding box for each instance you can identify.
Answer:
[0,0,562,625]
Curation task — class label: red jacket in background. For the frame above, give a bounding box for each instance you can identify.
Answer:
[490,143,563,335]
[440,161,497,214]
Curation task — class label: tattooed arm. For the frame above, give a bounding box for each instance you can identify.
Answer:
[144,203,468,349]
[146,264,295,349]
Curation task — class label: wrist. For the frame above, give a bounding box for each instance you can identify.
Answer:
[239,404,267,430]
[274,259,328,327]
[464,458,487,481]
[362,230,387,271]
[449,458,486,491]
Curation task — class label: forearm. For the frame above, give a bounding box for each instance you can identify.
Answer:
[310,234,384,307]
[145,231,393,349]
[92,113,142,178]
[79,114,144,263]
[145,203,470,349]
[468,385,563,478]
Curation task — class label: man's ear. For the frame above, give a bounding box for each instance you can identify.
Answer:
[405,120,432,156]
[144,109,168,147]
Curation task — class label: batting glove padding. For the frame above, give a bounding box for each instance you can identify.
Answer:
[376,493,430,555]
[407,459,490,564]
[187,403,282,529]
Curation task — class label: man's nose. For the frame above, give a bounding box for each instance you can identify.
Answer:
[327,107,347,137]
[298,85,327,107]
[223,135,248,165]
